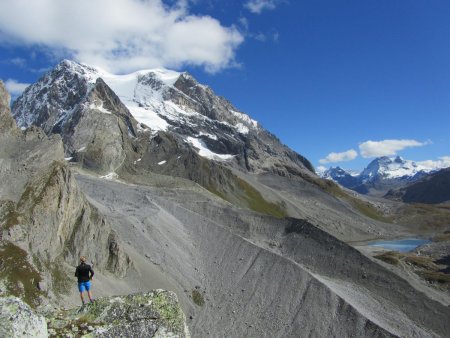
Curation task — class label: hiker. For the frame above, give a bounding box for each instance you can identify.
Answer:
[75,256,94,305]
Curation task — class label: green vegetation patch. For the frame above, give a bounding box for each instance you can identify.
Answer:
[404,255,439,270]
[17,161,65,211]
[420,271,450,284]
[298,172,388,222]
[151,291,186,333]
[50,262,71,296]
[206,176,286,218]
[374,250,450,289]
[192,289,205,307]
[374,251,401,266]
[0,200,22,230]
[236,177,287,218]
[432,233,450,242]
[391,203,450,231]
[0,242,43,307]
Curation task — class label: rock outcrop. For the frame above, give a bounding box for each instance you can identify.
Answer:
[56,78,139,172]
[0,296,48,338]
[0,291,189,338]
[46,291,190,337]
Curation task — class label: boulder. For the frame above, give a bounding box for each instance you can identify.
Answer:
[0,296,48,338]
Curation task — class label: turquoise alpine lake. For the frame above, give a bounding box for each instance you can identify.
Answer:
[368,238,431,252]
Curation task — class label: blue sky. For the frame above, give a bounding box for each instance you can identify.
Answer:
[0,0,449,171]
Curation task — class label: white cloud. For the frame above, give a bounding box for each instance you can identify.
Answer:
[4,79,30,96]
[238,17,250,31]
[417,156,450,170]
[252,33,267,42]
[319,149,358,164]
[238,16,279,43]
[10,57,27,68]
[245,0,283,14]
[359,139,431,158]
[0,0,243,74]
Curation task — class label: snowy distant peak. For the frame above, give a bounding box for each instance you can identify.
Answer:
[322,166,346,178]
[319,155,450,195]
[361,156,431,181]
[322,166,361,179]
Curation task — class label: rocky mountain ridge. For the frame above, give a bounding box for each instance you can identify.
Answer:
[13,60,314,176]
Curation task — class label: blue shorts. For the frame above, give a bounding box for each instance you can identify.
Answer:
[78,281,91,292]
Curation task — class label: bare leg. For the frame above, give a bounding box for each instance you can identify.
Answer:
[87,290,93,302]
[80,292,85,305]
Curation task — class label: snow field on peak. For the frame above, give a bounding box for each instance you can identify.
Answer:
[198,132,218,140]
[375,157,438,179]
[71,62,258,138]
[186,136,235,161]
[56,61,181,133]
[229,110,258,128]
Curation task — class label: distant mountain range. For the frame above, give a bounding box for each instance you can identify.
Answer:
[319,156,449,197]
[385,167,450,204]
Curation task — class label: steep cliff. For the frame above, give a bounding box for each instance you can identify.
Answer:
[0,81,130,307]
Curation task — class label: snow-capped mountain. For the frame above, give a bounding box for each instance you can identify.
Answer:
[360,156,435,182]
[13,60,258,153]
[320,156,448,195]
[321,166,362,190]
[12,59,313,181]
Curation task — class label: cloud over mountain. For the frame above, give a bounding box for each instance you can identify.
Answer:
[0,0,243,73]
[319,149,358,164]
[244,0,284,14]
[4,79,30,96]
[359,139,430,158]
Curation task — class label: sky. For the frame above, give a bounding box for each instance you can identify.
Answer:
[0,0,449,172]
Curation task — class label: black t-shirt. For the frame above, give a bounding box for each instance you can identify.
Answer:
[75,262,94,283]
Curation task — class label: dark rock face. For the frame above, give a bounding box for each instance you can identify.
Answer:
[12,60,92,133]
[56,78,138,172]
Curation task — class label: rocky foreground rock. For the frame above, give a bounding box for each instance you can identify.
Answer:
[0,297,48,338]
[0,290,189,338]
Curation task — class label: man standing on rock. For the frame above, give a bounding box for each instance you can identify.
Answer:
[75,256,95,305]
